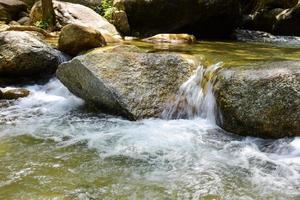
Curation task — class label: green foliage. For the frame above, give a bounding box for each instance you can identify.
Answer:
[94,0,116,20]
[34,20,49,29]
[104,7,117,20]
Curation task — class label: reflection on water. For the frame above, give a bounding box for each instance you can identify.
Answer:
[1,38,300,199]
[0,78,299,200]
[125,39,300,67]
[46,34,300,68]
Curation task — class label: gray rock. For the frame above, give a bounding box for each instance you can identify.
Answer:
[0,31,68,77]
[30,0,122,42]
[1,88,30,99]
[21,0,101,8]
[57,45,198,119]
[214,61,300,138]
[17,16,30,25]
[0,0,27,22]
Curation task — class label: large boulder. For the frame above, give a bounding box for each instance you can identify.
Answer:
[58,24,106,56]
[30,0,121,42]
[57,45,198,119]
[214,61,300,138]
[0,31,68,77]
[0,0,27,22]
[113,0,240,38]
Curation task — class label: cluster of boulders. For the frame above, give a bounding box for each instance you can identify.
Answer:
[0,0,122,85]
[0,0,29,25]
[0,0,299,139]
[56,45,300,138]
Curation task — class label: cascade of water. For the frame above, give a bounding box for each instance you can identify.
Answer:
[162,62,222,124]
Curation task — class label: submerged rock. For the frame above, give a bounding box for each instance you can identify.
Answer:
[0,31,68,77]
[58,24,106,56]
[30,0,122,42]
[1,88,30,99]
[142,34,197,44]
[214,61,300,138]
[114,0,240,38]
[57,45,198,119]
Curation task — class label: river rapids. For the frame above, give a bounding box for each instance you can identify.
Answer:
[0,41,300,199]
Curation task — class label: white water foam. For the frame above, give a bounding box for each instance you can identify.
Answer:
[0,76,299,199]
[162,62,222,124]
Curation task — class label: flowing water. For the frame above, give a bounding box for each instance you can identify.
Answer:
[0,39,300,200]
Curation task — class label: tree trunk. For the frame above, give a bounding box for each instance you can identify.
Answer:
[41,0,56,30]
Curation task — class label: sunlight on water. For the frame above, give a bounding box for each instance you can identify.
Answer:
[162,62,222,124]
[126,39,300,68]
[1,36,300,200]
[0,78,299,200]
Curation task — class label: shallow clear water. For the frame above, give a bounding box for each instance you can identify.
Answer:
[126,39,300,67]
[1,40,300,200]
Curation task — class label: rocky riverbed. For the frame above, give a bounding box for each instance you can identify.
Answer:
[0,0,300,199]
[1,39,300,199]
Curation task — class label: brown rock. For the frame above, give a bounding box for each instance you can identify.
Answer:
[30,0,122,42]
[2,88,30,99]
[58,24,106,56]
[143,34,197,44]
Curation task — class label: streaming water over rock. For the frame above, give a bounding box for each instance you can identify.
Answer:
[162,62,222,124]
[1,41,300,199]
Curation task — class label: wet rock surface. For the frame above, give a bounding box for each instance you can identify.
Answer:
[57,45,198,120]
[1,88,30,99]
[214,61,300,138]
[30,0,122,42]
[0,31,68,78]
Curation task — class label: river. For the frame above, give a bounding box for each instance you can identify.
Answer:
[0,38,300,200]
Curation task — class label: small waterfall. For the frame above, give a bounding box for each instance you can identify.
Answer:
[162,62,222,124]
